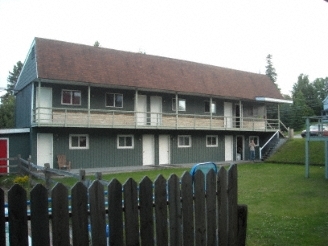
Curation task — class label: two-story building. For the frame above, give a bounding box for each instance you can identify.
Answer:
[9,37,291,170]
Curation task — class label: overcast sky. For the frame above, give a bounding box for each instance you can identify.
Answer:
[1,0,328,96]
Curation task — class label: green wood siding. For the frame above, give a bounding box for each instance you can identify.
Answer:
[52,129,142,169]
[171,132,225,164]
[15,84,33,128]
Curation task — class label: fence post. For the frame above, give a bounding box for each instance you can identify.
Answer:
[44,163,51,190]
[28,155,32,188]
[95,172,102,180]
[79,169,89,187]
[17,154,22,175]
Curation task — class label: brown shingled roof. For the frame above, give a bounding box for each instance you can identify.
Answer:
[35,38,283,101]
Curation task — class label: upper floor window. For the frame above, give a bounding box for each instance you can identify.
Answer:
[117,135,134,149]
[62,90,81,105]
[69,134,89,149]
[172,98,186,111]
[205,101,216,113]
[178,135,191,147]
[206,135,218,147]
[106,93,123,108]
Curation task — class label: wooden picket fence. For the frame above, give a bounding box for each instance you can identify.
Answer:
[0,164,247,246]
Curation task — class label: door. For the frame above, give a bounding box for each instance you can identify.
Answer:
[136,95,147,126]
[150,96,162,126]
[36,87,52,123]
[159,135,170,165]
[224,102,233,128]
[143,134,154,165]
[236,135,244,160]
[37,133,54,168]
[225,135,233,161]
[0,139,8,173]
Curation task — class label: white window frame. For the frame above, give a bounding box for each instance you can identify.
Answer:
[117,135,134,149]
[172,98,186,111]
[61,89,81,105]
[249,136,259,146]
[205,101,216,113]
[106,93,123,108]
[178,135,191,148]
[69,134,89,149]
[206,135,218,147]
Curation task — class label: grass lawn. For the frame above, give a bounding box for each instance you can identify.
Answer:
[238,163,327,245]
[51,162,328,245]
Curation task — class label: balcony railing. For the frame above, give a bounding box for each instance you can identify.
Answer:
[33,107,280,131]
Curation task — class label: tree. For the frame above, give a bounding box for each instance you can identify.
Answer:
[6,61,23,95]
[265,54,278,85]
[94,41,100,47]
[0,61,23,128]
[0,94,15,128]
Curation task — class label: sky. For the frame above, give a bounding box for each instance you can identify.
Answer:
[0,0,328,96]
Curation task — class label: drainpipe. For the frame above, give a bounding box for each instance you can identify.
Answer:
[88,85,91,126]
[135,90,138,126]
[210,97,213,129]
[175,93,178,128]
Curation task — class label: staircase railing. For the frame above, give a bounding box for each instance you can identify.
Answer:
[259,130,280,160]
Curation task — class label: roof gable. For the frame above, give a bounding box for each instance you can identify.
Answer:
[32,38,283,100]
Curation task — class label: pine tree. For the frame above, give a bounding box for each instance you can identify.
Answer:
[6,61,23,95]
[265,54,278,84]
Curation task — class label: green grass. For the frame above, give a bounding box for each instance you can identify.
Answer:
[2,139,328,245]
[238,163,328,245]
[267,138,326,165]
[53,163,328,245]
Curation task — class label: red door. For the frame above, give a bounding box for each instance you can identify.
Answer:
[0,139,8,173]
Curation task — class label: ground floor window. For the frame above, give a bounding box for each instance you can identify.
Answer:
[178,135,191,147]
[69,134,89,149]
[249,136,259,146]
[117,135,134,149]
[206,135,218,147]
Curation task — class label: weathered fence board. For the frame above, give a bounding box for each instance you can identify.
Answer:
[194,170,206,246]
[139,176,154,246]
[108,178,123,245]
[168,174,182,246]
[71,182,89,246]
[8,184,28,246]
[181,172,194,246]
[30,184,50,246]
[154,174,168,246]
[51,183,70,246]
[217,166,228,246]
[206,169,217,245]
[227,164,238,246]
[89,180,107,246]
[2,163,247,246]
[123,178,139,246]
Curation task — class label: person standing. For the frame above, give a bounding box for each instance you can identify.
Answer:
[249,139,256,162]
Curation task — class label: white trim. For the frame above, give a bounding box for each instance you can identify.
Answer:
[178,135,191,148]
[0,128,30,134]
[255,97,292,104]
[206,135,218,147]
[69,134,89,149]
[117,135,134,149]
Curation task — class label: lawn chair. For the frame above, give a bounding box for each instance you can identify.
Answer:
[57,154,71,171]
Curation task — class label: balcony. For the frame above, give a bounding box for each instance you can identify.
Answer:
[33,107,280,131]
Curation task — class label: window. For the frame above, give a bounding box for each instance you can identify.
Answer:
[62,90,81,105]
[117,135,134,149]
[106,93,123,108]
[205,101,216,113]
[178,135,191,147]
[172,98,186,111]
[206,135,218,147]
[249,136,259,146]
[69,134,89,149]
